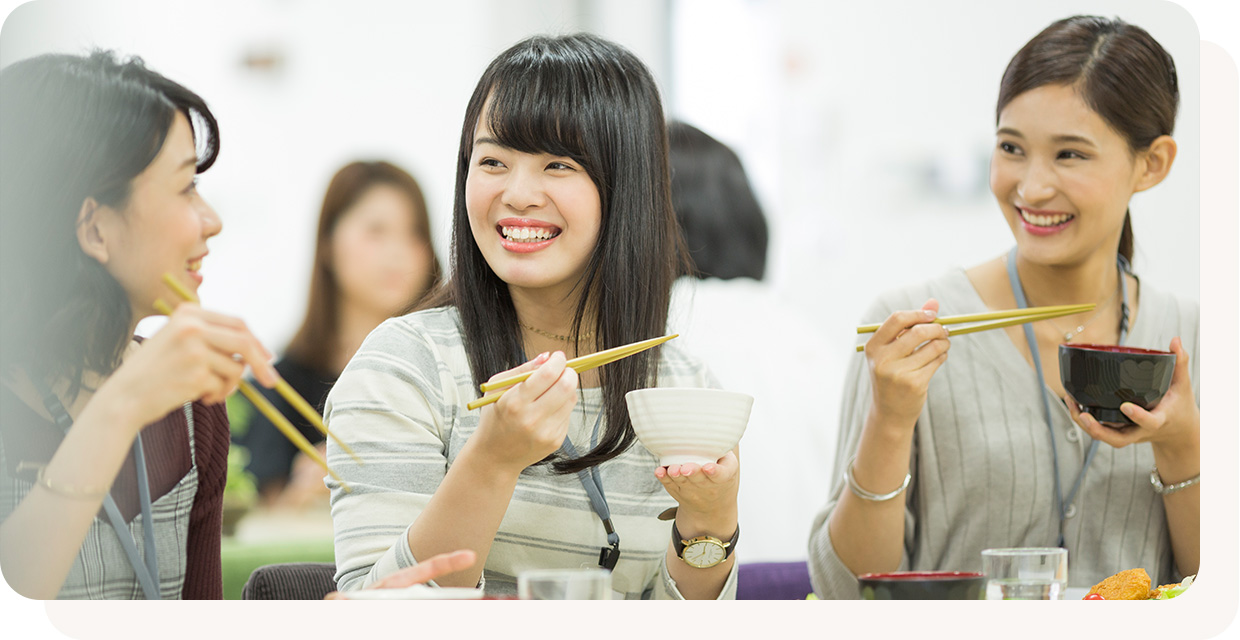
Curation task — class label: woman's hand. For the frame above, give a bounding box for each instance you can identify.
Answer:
[863,299,951,434]
[470,351,579,476]
[97,302,278,430]
[1066,337,1199,457]
[324,550,477,599]
[655,449,739,526]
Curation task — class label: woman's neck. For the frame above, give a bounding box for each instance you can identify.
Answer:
[508,284,598,379]
[334,299,391,374]
[1014,249,1121,308]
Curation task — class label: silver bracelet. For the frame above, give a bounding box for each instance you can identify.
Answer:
[1150,468,1200,495]
[844,456,911,502]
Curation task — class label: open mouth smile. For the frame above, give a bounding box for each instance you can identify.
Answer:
[1018,207,1075,236]
[496,217,562,253]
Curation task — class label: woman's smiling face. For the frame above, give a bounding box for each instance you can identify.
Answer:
[990,83,1147,268]
[465,106,602,298]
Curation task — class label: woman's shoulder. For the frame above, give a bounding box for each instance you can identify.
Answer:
[656,339,714,386]
[358,307,466,357]
[862,268,979,319]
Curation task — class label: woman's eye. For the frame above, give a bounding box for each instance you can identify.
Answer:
[480,158,505,168]
[1057,150,1087,160]
[546,161,575,171]
[183,178,199,195]
[998,142,1021,155]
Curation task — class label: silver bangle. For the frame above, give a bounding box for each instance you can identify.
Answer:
[844,456,911,502]
[1150,468,1200,495]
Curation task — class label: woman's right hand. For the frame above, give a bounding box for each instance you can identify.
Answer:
[470,351,579,475]
[97,302,278,430]
[863,298,951,433]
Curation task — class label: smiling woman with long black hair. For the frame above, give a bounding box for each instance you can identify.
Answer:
[324,34,740,600]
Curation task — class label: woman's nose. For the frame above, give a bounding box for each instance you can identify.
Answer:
[199,197,223,238]
[1016,160,1058,205]
[499,166,548,211]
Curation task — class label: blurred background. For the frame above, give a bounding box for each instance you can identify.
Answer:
[1,0,1201,568]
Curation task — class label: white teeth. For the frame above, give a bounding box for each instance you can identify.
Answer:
[187,260,202,271]
[501,226,557,242]
[1020,210,1074,227]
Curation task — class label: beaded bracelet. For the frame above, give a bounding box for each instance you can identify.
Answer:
[1149,467,1200,496]
[844,456,911,502]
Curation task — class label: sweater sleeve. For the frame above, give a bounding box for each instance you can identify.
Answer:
[181,400,228,599]
[807,296,918,600]
[325,319,456,592]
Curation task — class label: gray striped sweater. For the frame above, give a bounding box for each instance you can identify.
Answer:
[324,307,738,599]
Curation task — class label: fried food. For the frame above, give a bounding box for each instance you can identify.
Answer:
[1085,568,1152,600]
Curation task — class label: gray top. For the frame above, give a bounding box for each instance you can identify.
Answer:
[808,268,1200,599]
[324,307,738,599]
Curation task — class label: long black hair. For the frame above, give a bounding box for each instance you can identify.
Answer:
[0,51,220,400]
[423,33,687,474]
[997,16,1179,265]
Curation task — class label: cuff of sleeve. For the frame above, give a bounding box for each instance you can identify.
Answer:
[659,557,740,600]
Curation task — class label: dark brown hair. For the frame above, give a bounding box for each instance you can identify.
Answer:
[284,161,442,374]
[0,51,219,400]
[997,15,1179,264]
[422,33,688,474]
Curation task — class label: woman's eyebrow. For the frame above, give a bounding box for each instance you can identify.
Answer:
[1050,134,1097,147]
[474,136,509,149]
[996,127,1023,138]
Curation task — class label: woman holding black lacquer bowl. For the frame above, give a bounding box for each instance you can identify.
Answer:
[808,16,1199,599]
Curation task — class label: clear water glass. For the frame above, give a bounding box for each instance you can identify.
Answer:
[981,548,1068,600]
[517,568,612,600]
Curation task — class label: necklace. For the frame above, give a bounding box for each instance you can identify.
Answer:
[1040,283,1121,342]
[519,321,595,342]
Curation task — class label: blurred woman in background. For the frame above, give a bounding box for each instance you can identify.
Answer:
[234,161,441,507]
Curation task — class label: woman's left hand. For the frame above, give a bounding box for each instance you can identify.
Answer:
[323,550,476,599]
[654,448,740,520]
[1066,337,1199,454]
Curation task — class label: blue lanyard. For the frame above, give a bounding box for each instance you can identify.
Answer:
[559,410,620,570]
[35,380,161,600]
[1006,248,1129,548]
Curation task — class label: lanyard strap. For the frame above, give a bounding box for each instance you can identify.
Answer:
[560,410,620,570]
[34,381,161,600]
[1006,249,1129,548]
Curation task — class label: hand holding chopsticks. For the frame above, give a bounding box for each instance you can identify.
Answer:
[855,303,1096,352]
[467,334,678,410]
[155,273,355,491]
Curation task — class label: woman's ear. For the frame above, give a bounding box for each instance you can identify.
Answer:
[1133,135,1177,193]
[75,197,111,265]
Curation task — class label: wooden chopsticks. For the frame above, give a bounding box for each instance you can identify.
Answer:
[154,273,356,491]
[854,303,1096,352]
[466,334,678,410]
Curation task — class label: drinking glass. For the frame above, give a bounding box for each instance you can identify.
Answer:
[981,548,1068,600]
[517,568,612,600]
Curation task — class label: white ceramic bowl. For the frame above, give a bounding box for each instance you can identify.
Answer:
[625,388,753,467]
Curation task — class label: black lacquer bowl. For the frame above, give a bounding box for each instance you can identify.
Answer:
[857,571,986,600]
[1059,344,1175,426]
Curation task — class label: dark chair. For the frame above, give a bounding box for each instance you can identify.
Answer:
[737,561,815,600]
[242,562,338,600]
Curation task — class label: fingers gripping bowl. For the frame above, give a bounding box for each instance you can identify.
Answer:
[624,388,752,467]
[1058,344,1175,426]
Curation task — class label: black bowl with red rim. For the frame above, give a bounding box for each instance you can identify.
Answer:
[857,571,986,600]
[1059,344,1175,426]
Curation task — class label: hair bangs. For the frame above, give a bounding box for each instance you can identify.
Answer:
[483,67,592,170]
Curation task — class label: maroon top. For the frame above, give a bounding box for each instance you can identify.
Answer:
[0,387,229,599]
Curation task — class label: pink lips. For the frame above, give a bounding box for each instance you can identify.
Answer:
[1018,207,1075,237]
[496,217,562,254]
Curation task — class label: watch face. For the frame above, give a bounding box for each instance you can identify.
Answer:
[683,540,726,568]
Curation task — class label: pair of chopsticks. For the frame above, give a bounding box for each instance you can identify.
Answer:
[854,303,1096,352]
[466,334,678,410]
[154,273,354,491]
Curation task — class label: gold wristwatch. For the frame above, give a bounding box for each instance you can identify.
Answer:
[672,521,739,569]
